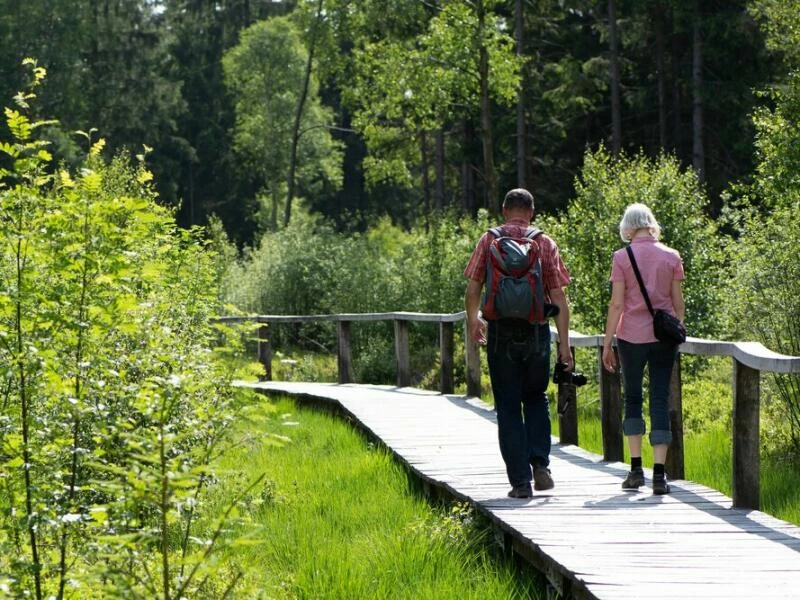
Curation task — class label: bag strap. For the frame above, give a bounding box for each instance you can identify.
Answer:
[525,227,542,240]
[625,245,655,317]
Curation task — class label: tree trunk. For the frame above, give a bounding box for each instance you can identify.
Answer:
[477,0,498,210]
[515,0,526,188]
[654,4,667,149]
[692,0,705,183]
[420,130,431,225]
[435,128,445,210]
[671,18,681,153]
[285,0,324,227]
[462,120,476,213]
[608,0,622,155]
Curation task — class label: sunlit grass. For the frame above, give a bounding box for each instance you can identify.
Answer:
[210,396,544,599]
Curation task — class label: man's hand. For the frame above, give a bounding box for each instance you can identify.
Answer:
[468,316,487,345]
[558,342,574,370]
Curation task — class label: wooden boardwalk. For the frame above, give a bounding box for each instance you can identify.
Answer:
[244,381,800,600]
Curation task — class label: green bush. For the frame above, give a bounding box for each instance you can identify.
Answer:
[0,62,256,598]
[538,147,726,339]
[229,207,490,385]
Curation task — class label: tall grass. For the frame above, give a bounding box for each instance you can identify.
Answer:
[209,396,544,599]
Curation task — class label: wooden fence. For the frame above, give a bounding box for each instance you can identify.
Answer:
[216,312,800,511]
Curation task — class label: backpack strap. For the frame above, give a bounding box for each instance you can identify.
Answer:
[488,226,542,239]
[525,227,542,240]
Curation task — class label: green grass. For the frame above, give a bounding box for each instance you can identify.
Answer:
[209,396,544,599]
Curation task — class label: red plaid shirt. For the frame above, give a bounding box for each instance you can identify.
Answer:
[464,217,571,298]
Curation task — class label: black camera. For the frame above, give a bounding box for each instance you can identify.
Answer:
[552,362,588,387]
[543,302,560,318]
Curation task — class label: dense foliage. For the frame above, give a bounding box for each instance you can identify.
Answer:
[721,0,800,451]
[0,65,257,598]
[539,148,723,337]
[0,0,782,246]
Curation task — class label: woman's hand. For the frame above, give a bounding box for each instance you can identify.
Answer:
[602,343,617,373]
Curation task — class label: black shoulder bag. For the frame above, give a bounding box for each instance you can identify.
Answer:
[625,245,686,346]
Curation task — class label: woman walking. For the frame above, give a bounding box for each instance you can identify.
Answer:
[601,203,685,495]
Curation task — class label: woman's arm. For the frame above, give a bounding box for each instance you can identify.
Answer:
[602,280,625,372]
[671,279,685,322]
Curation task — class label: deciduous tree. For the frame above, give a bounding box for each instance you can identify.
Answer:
[222,16,342,232]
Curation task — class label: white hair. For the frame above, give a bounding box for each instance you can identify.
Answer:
[619,203,661,242]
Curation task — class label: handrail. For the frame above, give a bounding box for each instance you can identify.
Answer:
[215,311,466,324]
[217,311,800,511]
[552,331,800,373]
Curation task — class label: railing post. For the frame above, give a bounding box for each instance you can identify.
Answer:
[337,320,354,384]
[732,358,760,510]
[465,326,482,398]
[440,321,454,394]
[394,319,410,387]
[557,346,578,446]
[599,343,624,462]
[257,324,272,381]
[666,354,685,480]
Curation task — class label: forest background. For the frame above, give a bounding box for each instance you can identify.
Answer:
[0,0,785,243]
[1,0,800,597]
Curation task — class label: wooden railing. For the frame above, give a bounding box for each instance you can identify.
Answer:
[217,312,800,511]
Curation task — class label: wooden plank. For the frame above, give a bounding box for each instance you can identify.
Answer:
[244,381,800,600]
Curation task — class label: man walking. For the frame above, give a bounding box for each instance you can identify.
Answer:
[464,188,573,498]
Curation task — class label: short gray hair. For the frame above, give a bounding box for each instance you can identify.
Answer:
[503,188,534,211]
[619,203,661,241]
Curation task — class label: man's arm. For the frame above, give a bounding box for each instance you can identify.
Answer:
[549,287,573,369]
[464,278,487,344]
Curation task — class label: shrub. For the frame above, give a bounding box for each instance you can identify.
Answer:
[538,147,726,339]
[0,61,256,598]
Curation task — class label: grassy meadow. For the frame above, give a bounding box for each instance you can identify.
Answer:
[208,396,545,599]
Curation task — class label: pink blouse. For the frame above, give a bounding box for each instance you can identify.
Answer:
[609,236,684,343]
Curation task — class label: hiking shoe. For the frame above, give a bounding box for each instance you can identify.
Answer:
[508,483,532,498]
[652,472,671,495]
[532,466,554,491]
[621,467,645,490]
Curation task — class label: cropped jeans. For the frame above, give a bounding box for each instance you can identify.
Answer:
[486,320,551,487]
[617,338,678,446]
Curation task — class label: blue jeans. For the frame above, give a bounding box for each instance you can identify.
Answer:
[486,320,551,487]
[617,338,677,446]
